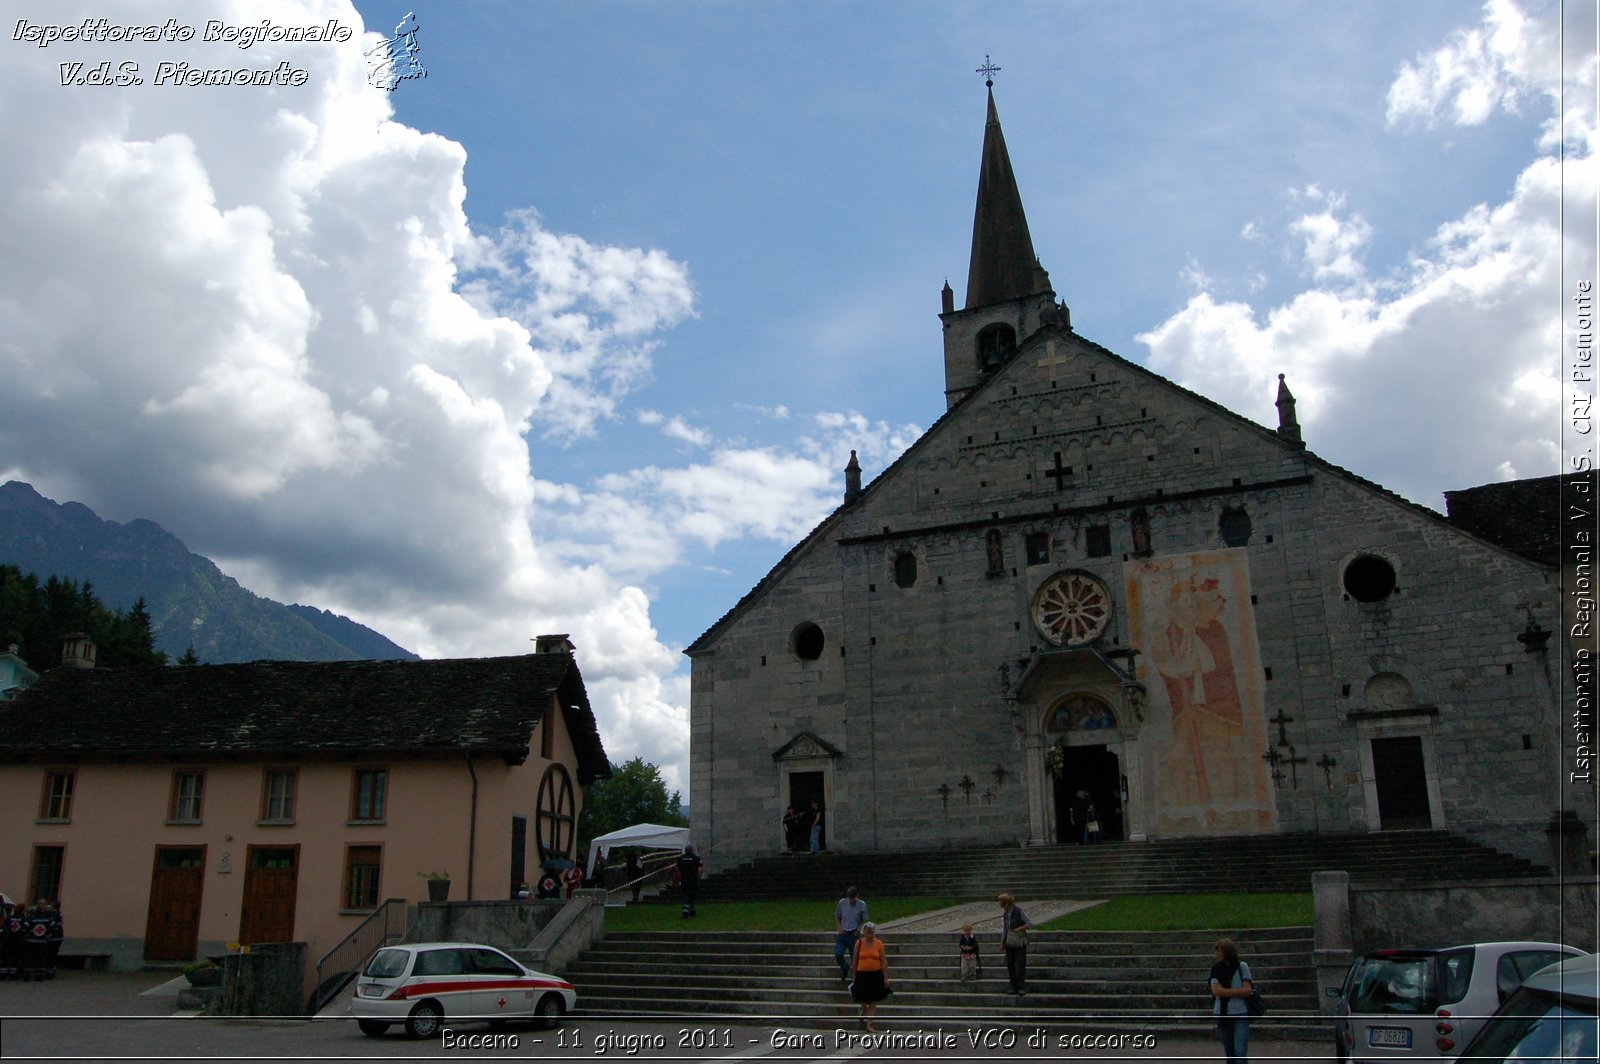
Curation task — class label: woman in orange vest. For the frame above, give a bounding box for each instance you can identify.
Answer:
[849,922,890,1032]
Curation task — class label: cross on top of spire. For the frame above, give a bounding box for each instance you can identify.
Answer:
[976,55,1000,87]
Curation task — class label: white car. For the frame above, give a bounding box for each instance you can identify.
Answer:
[1455,951,1599,1062]
[350,942,576,1038]
[1333,941,1583,1061]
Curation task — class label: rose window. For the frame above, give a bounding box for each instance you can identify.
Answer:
[1031,571,1112,646]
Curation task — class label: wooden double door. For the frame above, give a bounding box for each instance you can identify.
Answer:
[145,844,301,960]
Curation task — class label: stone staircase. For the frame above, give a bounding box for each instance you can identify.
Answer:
[690,830,1547,901]
[562,831,1547,1034]
[568,927,1324,1037]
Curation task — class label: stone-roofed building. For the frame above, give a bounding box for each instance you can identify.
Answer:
[0,637,607,976]
[687,87,1588,874]
[1444,472,1593,566]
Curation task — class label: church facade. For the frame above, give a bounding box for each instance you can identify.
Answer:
[686,90,1585,872]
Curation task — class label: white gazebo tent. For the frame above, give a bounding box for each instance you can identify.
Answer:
[585,822,691,877]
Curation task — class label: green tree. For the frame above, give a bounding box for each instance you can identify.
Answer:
[578,757,687,853]
[177,643,201,666]
[0,565,165,668]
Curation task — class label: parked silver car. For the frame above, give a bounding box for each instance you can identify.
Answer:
[1453,951,1598,1062]
[1333,941,1583,1061]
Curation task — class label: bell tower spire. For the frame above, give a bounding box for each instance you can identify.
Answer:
[965,81,1040,310]
[939,60,1063,410]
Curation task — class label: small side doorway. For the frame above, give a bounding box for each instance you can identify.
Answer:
[239,845,299,945]
[145,846,206,961]
[1053,745,1124,843]
[1372,736,1433,830]
[788,771,826,851]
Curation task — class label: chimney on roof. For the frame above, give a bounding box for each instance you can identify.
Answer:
[844,450,863,505]
[534,634,574,655]
[61,633,96,670]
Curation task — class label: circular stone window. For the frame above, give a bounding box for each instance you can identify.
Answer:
[1343,555,1397,602]
[1031,571,1112,646]
[791,622,826,661]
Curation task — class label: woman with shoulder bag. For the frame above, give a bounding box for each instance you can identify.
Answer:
[997,893,1030,996]
[1209,937,1255,1063]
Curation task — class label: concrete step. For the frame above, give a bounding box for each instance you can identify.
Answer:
[567,926,1325,1032]
[570,996,1334,1040]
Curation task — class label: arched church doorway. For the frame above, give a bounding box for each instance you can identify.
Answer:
[1043,693,1125,844]
[1053,745,1123,843]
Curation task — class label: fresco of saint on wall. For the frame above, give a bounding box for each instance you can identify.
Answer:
[1125,549,1275,835]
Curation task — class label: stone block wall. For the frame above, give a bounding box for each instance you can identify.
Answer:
[690,325,1577,871]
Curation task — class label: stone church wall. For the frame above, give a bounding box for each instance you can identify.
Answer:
[691,330,1572,872]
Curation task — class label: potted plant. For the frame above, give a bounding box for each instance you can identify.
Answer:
[183,959,221,987]
[418,870,451,902]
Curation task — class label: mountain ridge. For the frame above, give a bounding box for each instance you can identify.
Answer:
[0,480,417,664]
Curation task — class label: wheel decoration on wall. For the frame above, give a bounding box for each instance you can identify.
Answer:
[1031,570,1112,646]
[536,764,576,860]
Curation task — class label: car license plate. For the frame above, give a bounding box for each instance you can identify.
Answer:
[358,984,385,997]
[1368,1026,1413,1048]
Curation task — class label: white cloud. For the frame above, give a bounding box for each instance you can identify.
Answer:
[460,210,696,441]
[0,0,699,785]
[1140,0,1589,508]
[541,413,923,585]
[638,410,712,448]
[1386,0,1556,129]
[1286,189,1373,284]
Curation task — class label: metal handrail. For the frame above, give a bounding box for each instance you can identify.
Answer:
[308,898,409,1014]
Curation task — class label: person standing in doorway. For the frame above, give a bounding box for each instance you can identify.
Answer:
[1210,937,1254,1063]
[1069,790,1090,844]
[998,892,1030,996]
[782,805,804,853]
[833,885,867,985]
[809,801,824,854]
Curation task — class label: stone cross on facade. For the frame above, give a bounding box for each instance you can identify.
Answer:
[1269,708,1294,748]
[1046,452,1071,491]
[1316,752,1339,793]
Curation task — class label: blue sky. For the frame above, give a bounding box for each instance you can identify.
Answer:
[2,1,1594,790]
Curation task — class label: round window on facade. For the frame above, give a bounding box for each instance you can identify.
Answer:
[1031,570,1113,646]
[792,622,826,661]
[1343,555,1397,602]
[1219,506,1252,547]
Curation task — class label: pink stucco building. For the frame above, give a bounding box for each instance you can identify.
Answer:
[0,635,607,977]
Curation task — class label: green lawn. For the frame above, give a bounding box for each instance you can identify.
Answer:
[601,897,965,933]
[1039,893,1313,931]
[600,892,1312,933]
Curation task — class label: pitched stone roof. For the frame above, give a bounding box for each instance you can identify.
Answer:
[1444,472,1590,567]
[0,653,609,782]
